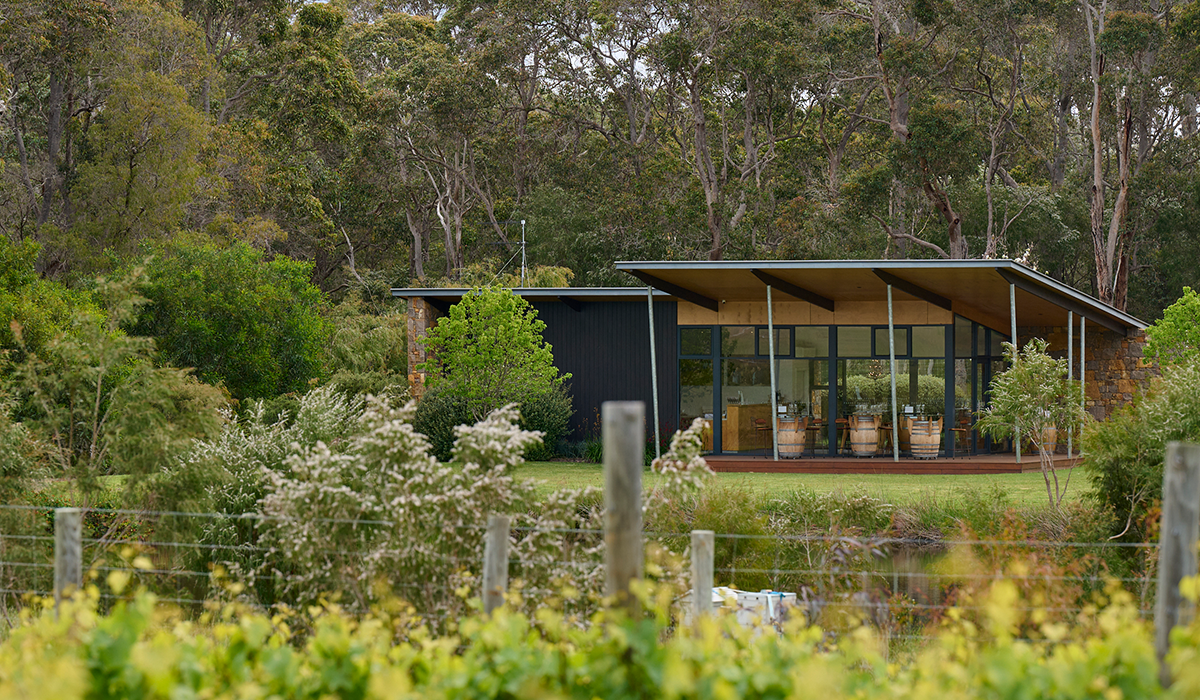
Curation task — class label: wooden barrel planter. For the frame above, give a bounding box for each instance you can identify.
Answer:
[898,417,912,453]
[778,416,808,458]
[910,418,942,459]
[849,414,879,457]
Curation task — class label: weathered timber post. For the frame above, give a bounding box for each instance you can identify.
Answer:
[1155,441,1200,687]
[54,508,82,611]
[604,401,644,608]
[691,530,715,623]
[482,514,511,615]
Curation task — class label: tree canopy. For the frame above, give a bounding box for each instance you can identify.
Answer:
[1,0,1199,319]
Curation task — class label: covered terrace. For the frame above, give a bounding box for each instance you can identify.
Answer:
[618,260,1147,472]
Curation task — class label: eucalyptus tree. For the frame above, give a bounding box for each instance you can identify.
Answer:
[0,0,113,241]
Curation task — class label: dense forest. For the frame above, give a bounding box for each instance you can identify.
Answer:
[3,0,1200,319]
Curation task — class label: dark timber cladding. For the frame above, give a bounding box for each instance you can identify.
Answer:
[532,299,678,441]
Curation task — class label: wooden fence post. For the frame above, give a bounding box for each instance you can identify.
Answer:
[604,401,644,608]
[1155,441,1200,687]
[54,507,82,611]
[482,514,511,615]
[691,530,714,623]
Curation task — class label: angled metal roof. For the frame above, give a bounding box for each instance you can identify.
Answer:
[390,286,673,304]
[614,259,1147,334]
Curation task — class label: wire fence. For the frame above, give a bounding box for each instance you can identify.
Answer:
[0,501,1162,647]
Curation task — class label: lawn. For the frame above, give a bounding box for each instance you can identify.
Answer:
[521,461,1085,509]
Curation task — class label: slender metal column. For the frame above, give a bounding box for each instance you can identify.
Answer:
[1068,312,1074,457]
[646,287,661,462]
[888,284,899,462]
[1081,316,1086,454]
[1011,282,1020,464]
[767,285,779,461]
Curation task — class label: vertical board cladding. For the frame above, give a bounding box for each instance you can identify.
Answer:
[532,300,679,441]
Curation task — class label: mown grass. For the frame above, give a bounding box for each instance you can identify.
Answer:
[520,461,1083,509]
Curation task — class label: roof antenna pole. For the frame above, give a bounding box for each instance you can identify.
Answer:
[520,219,527,287]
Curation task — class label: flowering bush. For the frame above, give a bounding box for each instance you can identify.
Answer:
[260,401,542,616]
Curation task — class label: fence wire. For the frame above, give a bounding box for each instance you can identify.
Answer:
[0,503,1162,648]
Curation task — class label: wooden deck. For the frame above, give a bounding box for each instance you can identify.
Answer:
[705,453,1081,475]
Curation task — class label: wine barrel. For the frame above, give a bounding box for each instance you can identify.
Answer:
[849,414,879,457]
[910,418,942,459]
[1032,427,1058,455]
[778,416,808,458]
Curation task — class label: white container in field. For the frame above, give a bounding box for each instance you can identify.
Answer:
[680,587,797,628]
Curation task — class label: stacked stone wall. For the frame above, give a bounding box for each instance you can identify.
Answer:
[405,298,441,399]
[1017,324,1156,421]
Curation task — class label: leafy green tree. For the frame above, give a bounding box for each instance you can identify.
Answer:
[418,287,569,420]
[0,238,99,363]
[70,72,208,257]
[1144,287,1200,366]
[133,239,331,399]
[976,338,1090,510]
[11,269,225,504]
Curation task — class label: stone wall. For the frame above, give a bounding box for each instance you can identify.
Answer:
[405,297,440,399]
[1017,324,1156,420]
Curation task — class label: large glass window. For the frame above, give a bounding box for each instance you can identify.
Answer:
[680,359,714,454]
[912,326,945,357]
[795,327,829,357]
[721,359,773,454]
[873,328,909,357]
[681,327,712,356]
[757,328,791,356]
[838,327,871,357]
[678,321,1023,457]
[721,326,756,356]
[954,315,973,358]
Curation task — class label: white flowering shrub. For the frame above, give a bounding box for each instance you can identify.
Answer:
[648,417,715,506]
[259,401,542,617]
[179,387,363,602]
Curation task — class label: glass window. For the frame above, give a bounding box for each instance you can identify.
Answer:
[838,326,871,357]
[681,327,712,356]
[757,328,791,356]
[990,330,1008,357]
[679,359,714,454]
[720,326,756,356]
[873,328,908,357]
[795,327,829,357]
[721,359,772,454]
[911,326,945,357]
[954,316,973,358]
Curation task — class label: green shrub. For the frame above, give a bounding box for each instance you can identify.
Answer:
[518,384,574,460]
[417,287,569,420]
[416,384,570,462]
[132,238,330,399]
[412,387,473,462]
[322,369,408,400]
[1083,359,1200,542]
